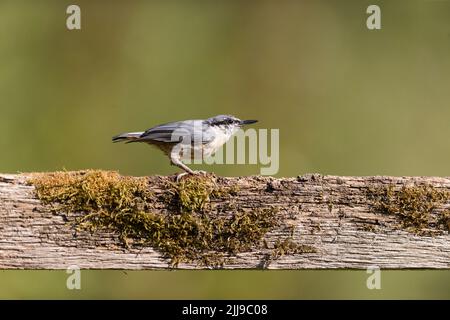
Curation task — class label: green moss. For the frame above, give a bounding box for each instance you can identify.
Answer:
[360,224,378,233]
[367,184,449,234]
[438,210,450,231]
[270,238,316,259]
[31,170,153,213]
[260,237,316,267]
[81,207,278,267]
[164,175,238,213]
[29,170,278,267]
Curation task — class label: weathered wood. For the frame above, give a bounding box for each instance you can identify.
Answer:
[0,173,449,269]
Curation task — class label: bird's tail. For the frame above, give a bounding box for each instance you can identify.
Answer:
[112,132,144,143]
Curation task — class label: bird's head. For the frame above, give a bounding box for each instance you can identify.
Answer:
[206,115,258,132]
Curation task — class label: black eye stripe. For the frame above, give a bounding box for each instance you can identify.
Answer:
[211,118,237,126]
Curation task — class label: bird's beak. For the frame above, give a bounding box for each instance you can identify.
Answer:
[240,119,258,125]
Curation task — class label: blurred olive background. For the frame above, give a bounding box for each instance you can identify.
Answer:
[1,0,449,299]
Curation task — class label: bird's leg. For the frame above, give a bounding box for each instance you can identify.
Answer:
[171,158,195,175]
[171,159,194,182]
[170,151,207,181]
[170,152,201,181]
[170,149,195,173]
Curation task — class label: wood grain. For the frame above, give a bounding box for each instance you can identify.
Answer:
[0,173,449,269]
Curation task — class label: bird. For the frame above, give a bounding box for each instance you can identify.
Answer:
[112,115,258,178]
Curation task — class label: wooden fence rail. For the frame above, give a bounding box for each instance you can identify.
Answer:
[0,171,449,269]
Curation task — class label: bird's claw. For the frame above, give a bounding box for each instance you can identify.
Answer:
[175,172,189,182]
[175,170,208,182]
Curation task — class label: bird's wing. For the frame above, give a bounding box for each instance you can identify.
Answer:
[138,120,214,144]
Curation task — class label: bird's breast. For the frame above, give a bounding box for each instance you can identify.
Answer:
[203,127,233,157]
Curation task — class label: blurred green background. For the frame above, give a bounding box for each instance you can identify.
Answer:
[0,0,449,299]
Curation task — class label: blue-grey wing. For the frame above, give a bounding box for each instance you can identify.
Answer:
[139,120,213,144]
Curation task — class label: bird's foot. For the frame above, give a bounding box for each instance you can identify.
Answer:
[175,170,208,182]
[175,172,189,182]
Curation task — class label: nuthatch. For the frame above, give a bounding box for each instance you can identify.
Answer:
[112,115,257,177]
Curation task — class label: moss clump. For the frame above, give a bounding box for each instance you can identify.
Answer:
[158,207,278,267]
[270,238,316,259]
[79,207,278,267]
[31,170,153,213]
[367,184,449,234]
[30,170,278,267]
[164,175,237,213]
[360,224,378,233]
[438,210,450,231]
[261,237,316,268]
